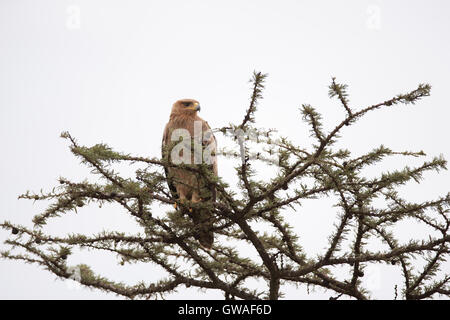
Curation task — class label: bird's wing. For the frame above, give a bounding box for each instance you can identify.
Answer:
[162,123,178,199]
[203,120,218,202]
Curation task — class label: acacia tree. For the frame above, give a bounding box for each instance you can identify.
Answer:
[1,72,449,300]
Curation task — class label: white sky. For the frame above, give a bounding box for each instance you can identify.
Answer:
[0,0,449,299]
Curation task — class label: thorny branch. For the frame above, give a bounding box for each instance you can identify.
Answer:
[1,72,448,300]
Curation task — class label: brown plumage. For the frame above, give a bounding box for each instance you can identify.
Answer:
[162,99,218,248]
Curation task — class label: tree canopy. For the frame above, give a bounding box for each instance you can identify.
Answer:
[1,72,449,300]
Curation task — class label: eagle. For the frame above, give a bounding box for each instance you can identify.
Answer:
[162,99,218,248]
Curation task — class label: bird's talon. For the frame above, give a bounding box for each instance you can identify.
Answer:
[173,203,177,209]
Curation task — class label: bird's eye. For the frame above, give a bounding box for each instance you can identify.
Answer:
[182,102,192,107]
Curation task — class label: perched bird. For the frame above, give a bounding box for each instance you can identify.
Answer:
[162,99,218,248]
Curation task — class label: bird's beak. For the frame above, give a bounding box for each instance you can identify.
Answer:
[186,102,201,111]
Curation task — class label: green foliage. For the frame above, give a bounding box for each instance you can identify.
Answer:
[1,73,449,300]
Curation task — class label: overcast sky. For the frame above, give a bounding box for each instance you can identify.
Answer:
[0,0,449,299]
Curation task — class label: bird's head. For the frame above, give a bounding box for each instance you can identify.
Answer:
[171,99,201,116]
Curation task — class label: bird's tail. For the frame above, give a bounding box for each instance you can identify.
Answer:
[190,208,214,249]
